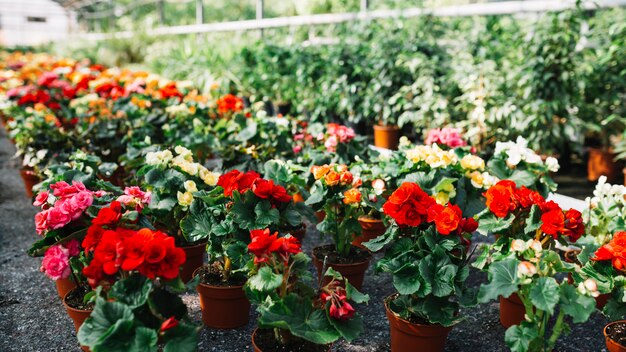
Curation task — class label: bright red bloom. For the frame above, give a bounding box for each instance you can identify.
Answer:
[563,209,584,243]
[515,186,545,209]
[593,232,626,271]
[322,288,355,321]
[540,208,565,239]
[383,183,436,227]
[216,94,244,114]
[217,170,261,197]
[271,236,302,256]
[82,225,104,252]
[433,205,462,235]
[160,317,179,332]
[158,82,183,100]
[248,229,279,263]
[484,180,517,218]
[92,201,122,226]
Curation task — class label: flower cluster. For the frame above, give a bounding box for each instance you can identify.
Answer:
[494,136,559,172]
[383,182,478,237]
[248,229,301,264]
[33,181,100,235]
[215,93,244,115]
[40,240,80,280]
[424,127,467,148]
[404,144,458,169]
[320,286,355,320]
[586,176,626,208]
[318,123,356,152]
[117,186,151,211]
[82,202,186,287]
[593,231,626,271]
[217,170,292,204]
[484,180,584,242]
[311,164,362,204]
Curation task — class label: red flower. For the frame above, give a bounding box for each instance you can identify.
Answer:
[216,94,244,114]
[158,82,183,100]
[515,186,545,209]
[540,208,565,239]
[383,183,436,227]
[248,229,301,264]
[563,209,584,243]
[217,170,260,196]
[484,180,517,218]
[92,201,122,226]
[433,205,462,235]
[252,178,293,203]
[593,232,626,271]
[322,288,355,321]
[160,317,179,333]
[271,236,302,256]
[461,217,479,233]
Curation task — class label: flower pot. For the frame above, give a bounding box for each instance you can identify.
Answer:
[373,124,401,150]
[180,241,206,283]
[55,277,77,300]
[19,167,40,198]
[63,288,92,332]
[588,148,618,182]
[499,293,525,328]
[194,267,250,329]
[605,320,626,352]
[353,217,386,250]
[385,296,453,352]
[312,245,371,291]
[251,328,332,352]
[623,168,626,187]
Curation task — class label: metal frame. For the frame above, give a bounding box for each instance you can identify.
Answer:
[74,0,626,41]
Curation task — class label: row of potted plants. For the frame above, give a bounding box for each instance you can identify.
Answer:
[2,51,626,351]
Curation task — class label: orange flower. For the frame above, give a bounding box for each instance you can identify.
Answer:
[339,171,353,185]
[311,165,330,180]
[324,171,340,186]
[343,188,362,204]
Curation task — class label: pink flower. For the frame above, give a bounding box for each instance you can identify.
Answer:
[40,245,70,280]
[36,72,58,87]
[424,127,467,148]
[35,210,49,235]
[325,135,338,152]
[293,134,305,141]
[33,191,49,207]
[46,207,72,230]
[50,181,88,198]
[58,192,93,220]
[117,187,151,211]
[94,190,107,197]
[63,239,81,257]
[293,145,302,153]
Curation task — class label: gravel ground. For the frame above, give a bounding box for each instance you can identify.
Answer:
[0,126,608,352]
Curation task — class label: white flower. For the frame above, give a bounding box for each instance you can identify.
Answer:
[174,145,193,161]
[372,179,386,195]
[184,180,198,193]
[527,239,543,253]
[511,239,527,252]
[545,157,560,172]
[506,151,522,167]
[577,278,600,298]
[146,150,173,166]
[517,261,537,278]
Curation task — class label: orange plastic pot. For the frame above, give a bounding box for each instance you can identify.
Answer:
[588,148,618,182]
[63,288,92,332]
[499,293,525,328]
[353,217,386,250]
[19,167,40,198]
[180,241,206,283]
[55,277,77,300]
[605,321,626,352]
[385,296,453,352]
[312,245,371,291]
[194,268,250,329]
[373,124,401,150]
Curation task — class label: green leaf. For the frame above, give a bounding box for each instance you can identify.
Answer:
[524,205,542,235]
[327,311,363,343]
[254,201,280,229]
[509,170,537,188]
[476,213,515,236]
[249,266,283,292]
[304,183,325,207]
[94,325,158,352]
[393,263,426,295]
[505,322,539,352]
[77,298,134,348]
[345,282,369,304]
[108,275,152,309]
[147,287,188,320]
[529,277,560,315]
[180,201,212,243]
[257,294,340,344]
[419,253,457,298]
[559,283,596,323]
[478,259,520,303]
[163,321,199,352]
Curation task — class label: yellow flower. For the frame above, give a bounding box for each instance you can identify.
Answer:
[460,154,485,171]
[177,191,194,207]
[184,180,198,193]
[435,191,450,205]
[199,168,219,186]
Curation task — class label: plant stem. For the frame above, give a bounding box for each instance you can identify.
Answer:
[223,256,231,282]
[547,310,566,351]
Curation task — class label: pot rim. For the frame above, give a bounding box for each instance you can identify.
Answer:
[604,320,626,348]
[373,124,400,130]
[63,287,94,313]
[312,244,372,267]
[384,294,457,329]
[193,266,246,290]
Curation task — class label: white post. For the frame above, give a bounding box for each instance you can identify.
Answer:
[196,0,204,25]
[256,0,264,38]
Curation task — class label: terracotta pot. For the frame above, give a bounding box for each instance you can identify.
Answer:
[194,268,250,329]
[623,168,626,187]
[55,277,77,300]
[315,211,326,223]
[605,320,626,352]
[499,293,525,328]
[385,296,453,352]
[180,241,206,283]
[588,148,618,182]
[63,288,92,332]
[373,124,401,150]
[251,328,332,352]
[312,245,371,291]
[353,217,386,250]
[19,167,40,198]
[286,224,306,243]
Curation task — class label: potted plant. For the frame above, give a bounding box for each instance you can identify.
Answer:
[137,145,221,282]
[244,228,369,351]
[182,169,307,329]
[353,178,387,249]
[306,164,371,290]
[364,182,478,352]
